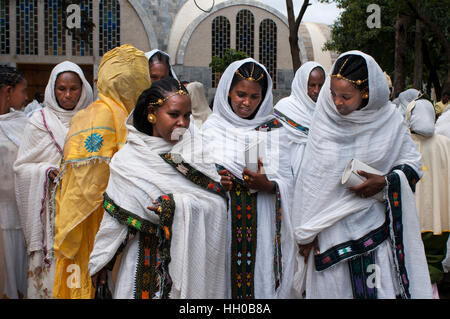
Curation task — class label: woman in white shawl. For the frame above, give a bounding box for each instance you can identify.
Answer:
[405,97,450,298]
[89,77,228,299]
[202,58,295,299]
[274,61,325,176]
[292,51,432,299]
[145,49,178,82]
[0,65,28,298]
[13,61,93,299]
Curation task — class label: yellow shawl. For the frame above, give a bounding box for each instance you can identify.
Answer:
[53,44,151,299]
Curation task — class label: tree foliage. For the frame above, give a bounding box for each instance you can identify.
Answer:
[209,48,248,73]
[319,0,449,98]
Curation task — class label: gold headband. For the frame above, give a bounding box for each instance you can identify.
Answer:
[330,58,368,86]
[235,63,264,82]
[148,80,189,106]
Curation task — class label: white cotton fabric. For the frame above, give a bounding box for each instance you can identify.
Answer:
[145,49,179,80]
[406,98,435,137]
[436,106,450,139]
[397,89,420,119]
[23,100,43,118]
[88,126,228,299]
[202,58,296,298]
[291,50,430,298]
[186,81,212,128]
[0,109,28,298]
[274,61,324,176]
[14,61,93,258]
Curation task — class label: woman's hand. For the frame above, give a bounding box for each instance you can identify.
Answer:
[242,158,275,193]
[298,237,320,264]
[349,170,386,198]
[91,268,108,289]
[48,168,58,183]
[218,169,233,192]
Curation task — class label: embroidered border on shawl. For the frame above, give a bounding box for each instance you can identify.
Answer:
[103,193,175,299]
[314,219,389,271]
[273,109,309,134]
[160,153,228,199]
[230,182,258,299]
[40,110,63,155]
[348,251,377,299]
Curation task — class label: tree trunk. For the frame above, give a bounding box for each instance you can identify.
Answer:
[286,0,310,73]
[422,39,442,101]
[393,14,408,98]
[413,19,423,90]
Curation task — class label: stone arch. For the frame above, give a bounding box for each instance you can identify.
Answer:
[128,0,159,50]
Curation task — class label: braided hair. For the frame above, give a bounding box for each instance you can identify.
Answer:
[148,52,176,79]
[0,65,24,89]
[133,77,189,136]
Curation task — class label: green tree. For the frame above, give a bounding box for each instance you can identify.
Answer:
[320,0,449,100]
[209,48,248,73]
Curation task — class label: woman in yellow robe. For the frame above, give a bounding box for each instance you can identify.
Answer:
[52,44,151,299]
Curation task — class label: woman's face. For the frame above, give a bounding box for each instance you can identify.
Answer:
[8,78,28,110]
[229,79,263,119]
[150,94,191,144]
[307,69,325,102]
[55,71,82,110]
[330,77,365,116]
[149,62,170,83]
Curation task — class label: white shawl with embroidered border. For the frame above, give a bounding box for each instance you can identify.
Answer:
[291,50,431,298]
[274,61,324,176]
[13,61,93,256]
[88,125,228,299]
[202,58,296,298]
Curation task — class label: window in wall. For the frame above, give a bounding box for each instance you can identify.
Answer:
[259,19,277,89]
[44,0,66,56]
[0,1,9,54]
[236,9,254,58]
[211,16,230,88]
[72,0,93,56]
[16,0,38,55]
[99,0,120,56]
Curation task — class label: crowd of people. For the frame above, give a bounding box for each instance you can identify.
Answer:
[0,44,449,299]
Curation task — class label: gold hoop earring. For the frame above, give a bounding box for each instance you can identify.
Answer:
[147,113,156,124]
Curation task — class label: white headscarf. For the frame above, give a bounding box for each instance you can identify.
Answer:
[397,88,420,119]
[436,106,450,139]
[205,58,274,129]
[406,98,435,137]
[14,61,92,256]
[274,61,325,136]
[145,49,179,80]
[43,61,93,128]
[186,81,212,128]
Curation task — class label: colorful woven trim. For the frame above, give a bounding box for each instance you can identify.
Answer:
[348,251,377,299]
[255,117,283,132]
[103,193,175,299]
[40,109,63,156]
[230,182,258,299]
[386,170,411,299]
[314,219,389,271]
[160,153,228,200]
[273,109,309,134]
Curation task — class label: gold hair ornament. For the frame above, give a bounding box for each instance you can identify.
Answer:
[235,63,264,82]
[331,58,368,86]
[148,80,189,106]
